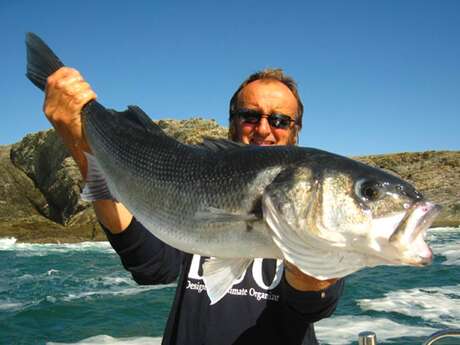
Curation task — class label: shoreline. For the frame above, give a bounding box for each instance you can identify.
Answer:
[1,222,459,245]
[0,222,107,244]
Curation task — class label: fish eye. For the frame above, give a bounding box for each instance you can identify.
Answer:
[355,180,383,202]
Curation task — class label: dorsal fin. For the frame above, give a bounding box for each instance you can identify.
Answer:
[114,106,166,136]
[198,138,245,152]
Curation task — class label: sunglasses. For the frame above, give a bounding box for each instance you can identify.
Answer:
[234,109,296,129]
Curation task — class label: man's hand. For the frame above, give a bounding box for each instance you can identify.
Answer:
[43,67,133,233]
[284,261,338,291]
[44,67,96,178]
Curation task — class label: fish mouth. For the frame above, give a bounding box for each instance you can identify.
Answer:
[389,201,442,266]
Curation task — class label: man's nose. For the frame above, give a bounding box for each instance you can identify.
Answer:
[255,117,272,137]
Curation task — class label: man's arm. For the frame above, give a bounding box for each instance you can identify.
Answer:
[44,67,133,233]
[284,262,338,291]
[44,67,184,284]
[282,266,345,323]
[102,217,184,284]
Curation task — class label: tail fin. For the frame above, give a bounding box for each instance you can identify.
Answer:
[25,32,64,90]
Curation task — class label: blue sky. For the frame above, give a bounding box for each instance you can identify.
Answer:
[1,0,459,156]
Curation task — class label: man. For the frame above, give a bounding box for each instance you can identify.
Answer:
[44,67,344,344]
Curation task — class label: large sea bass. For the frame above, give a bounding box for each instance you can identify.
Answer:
[26,33,441,304]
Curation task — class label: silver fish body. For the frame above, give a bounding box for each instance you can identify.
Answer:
[83,105,331,257]
[81,104,440,294]
[25,32,441,304]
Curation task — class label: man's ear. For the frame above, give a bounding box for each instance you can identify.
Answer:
[289,125,299,145]
[228,118,239,141]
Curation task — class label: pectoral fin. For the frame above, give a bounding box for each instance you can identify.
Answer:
[202,257,252,305]
[194,207,259,223]
[81,152,116,202]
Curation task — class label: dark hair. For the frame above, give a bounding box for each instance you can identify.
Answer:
[228,68,303,143]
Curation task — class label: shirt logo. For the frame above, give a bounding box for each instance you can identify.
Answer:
[187,255,284,294]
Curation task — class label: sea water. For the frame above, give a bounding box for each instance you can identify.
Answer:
[0,227,458,345]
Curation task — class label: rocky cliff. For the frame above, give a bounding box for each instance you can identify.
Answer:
[0,118,458,243]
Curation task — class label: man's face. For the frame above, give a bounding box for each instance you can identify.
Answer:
[233,80,299,146]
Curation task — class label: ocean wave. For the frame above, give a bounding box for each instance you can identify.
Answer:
[430,226,460,232]
[85,276,136,288]
[1,282,176,314]
[427,227,460,265]
[60,283,176,302]
[433,242,460,265]
[0,237,17,250]
[47,335,162,345]
[428,227,460,241]
[427,227,460,242]
[0,237,114,254]
[0,300,25,312]
[315,315,437,345]
[1,226,456,253]
[358,284,460,328]
[69,274,176,294]
[0,297,42,313]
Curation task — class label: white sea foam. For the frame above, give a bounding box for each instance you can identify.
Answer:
[434,242,460,265]
[430,227,460,232]
[47,335,162,345]
[0,300,25,311]
[315,315,437,345]
[426,227,460,265]
[4,282,175,314]
[17,273,35,281]
[46,295,57,303]
[60,283,176,302]
[0,237,114,254]
[15,268,63,284]
[358,284,460,328]
[85,276,135,288]
[429,227,460,239]
[101,276,133,285]
[0,237,17,250]
[0,297,43,313]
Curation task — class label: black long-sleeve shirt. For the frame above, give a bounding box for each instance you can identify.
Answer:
[104,218,344,345]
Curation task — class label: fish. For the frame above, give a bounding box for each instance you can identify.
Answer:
[25,32,441,304]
